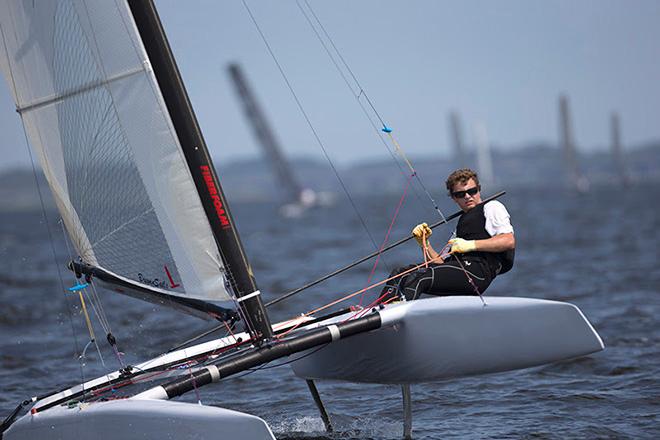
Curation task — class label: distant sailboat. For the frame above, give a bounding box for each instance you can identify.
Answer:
[558,94,589,192]
[474,122,495,190]
[448,110,469,168]
[610,112,630,186]
[0,2,603,439]
[227,63,318,217]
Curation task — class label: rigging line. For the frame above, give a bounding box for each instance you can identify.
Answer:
[304,257,441,317]
[350,247,449,321]
[265,191,504,307]
[87,281,111,337]
[89,282,127,368]
[234,290,258,338]
[0,21,86,387]
[351,285,402,321]
[386,131,447,223]
[301,0,379,123]
[298,0,448,223]
[220,274,260,343]
[166,322,229,353]
[188,364,203,405]
[203,249,254,336]
[359,171,414,306]
[74,288,106,368]
[452,255,486,305]
[58,222,108,368]
[60,218,122,369]
[241,0,383,256]
[295,1,356,96]
[422,231,430,268]
[349,247,453,322]
[59,219,112,336]
[243,344,329,370]
[295,1,429,214]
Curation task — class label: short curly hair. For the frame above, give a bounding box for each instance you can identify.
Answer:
[445,168,480,195]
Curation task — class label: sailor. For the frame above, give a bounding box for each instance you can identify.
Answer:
[381,168,515,301]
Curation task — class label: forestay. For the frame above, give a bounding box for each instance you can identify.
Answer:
[0,0,230,304]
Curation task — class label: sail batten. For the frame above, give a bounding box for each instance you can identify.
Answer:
[16,65,145,114]
[0,0,232,307]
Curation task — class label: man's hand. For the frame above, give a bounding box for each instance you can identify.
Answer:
[412,223,432,247]
[448,237,477,254]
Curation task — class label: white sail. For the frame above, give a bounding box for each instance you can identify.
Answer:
[0,0,230,302]
[474,122,494,189]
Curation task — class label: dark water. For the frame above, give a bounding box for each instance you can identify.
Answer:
[1,183,659,439]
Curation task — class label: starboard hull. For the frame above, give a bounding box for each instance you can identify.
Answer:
[291,296,604,383]
[3,399,275,440]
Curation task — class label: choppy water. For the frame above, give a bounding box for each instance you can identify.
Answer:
[1,183,659,439]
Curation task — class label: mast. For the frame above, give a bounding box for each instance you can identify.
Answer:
[228,63,304,205]
[610,112,630,186]
[558,94,587,192]
[127,0,272,340]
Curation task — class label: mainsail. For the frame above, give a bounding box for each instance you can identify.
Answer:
[0,0,262,322]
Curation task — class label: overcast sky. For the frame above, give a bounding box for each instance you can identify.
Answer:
[1,0,659,171]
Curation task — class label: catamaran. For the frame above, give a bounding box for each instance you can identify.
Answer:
[0,1,603,439]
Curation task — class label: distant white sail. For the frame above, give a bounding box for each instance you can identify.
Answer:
[0,0,230,302]
[474,122,494,189]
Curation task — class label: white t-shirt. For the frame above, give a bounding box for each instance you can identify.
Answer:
[483,200,514,236]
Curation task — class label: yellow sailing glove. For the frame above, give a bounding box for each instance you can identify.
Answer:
[412,222,432,247]
[448,237,477,254]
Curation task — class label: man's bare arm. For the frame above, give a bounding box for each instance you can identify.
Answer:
[474,233,515,252]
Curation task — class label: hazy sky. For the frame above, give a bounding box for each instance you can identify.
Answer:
[1,0,659,171]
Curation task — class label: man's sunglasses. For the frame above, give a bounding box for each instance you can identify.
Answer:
[451,186,480,199]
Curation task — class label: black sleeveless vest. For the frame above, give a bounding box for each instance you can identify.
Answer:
[455,202,514,278]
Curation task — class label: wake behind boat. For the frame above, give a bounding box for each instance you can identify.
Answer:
[0,1,603,439]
